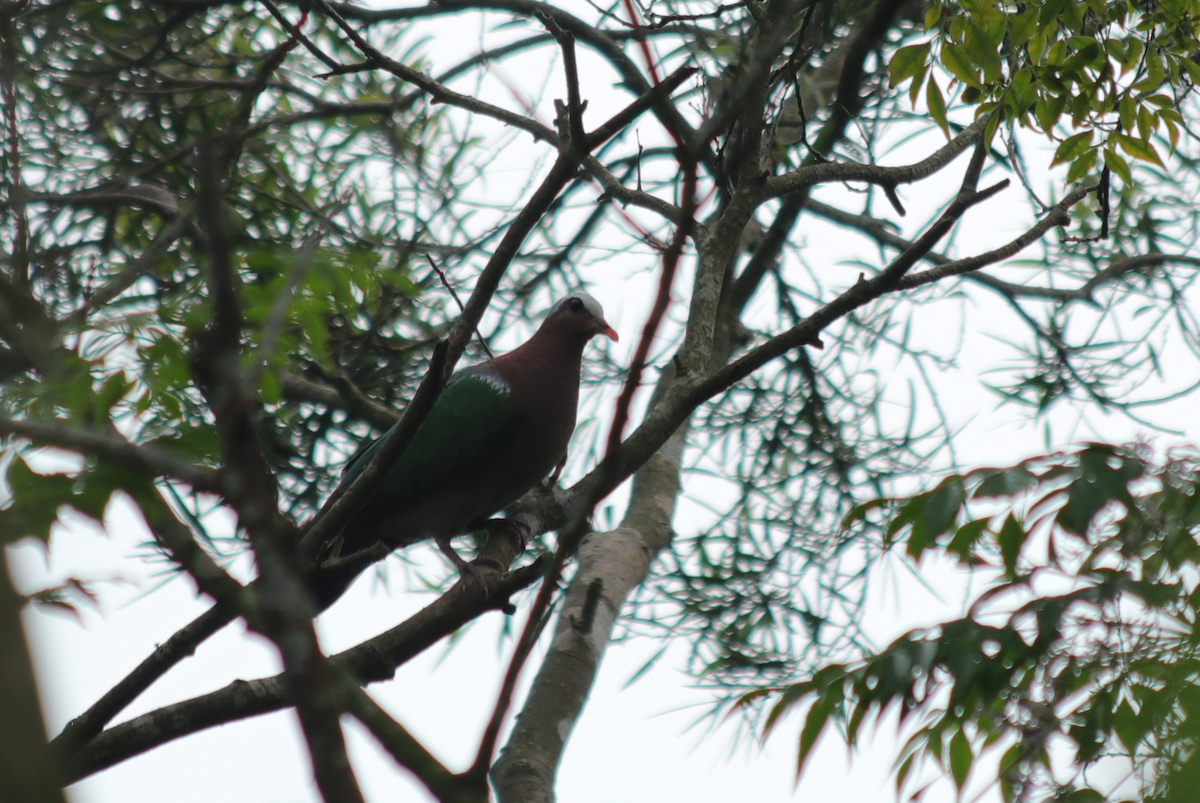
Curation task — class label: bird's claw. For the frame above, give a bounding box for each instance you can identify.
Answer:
[437,519,529,594]
[436,536,480,582]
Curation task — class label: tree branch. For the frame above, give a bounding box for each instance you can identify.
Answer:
[52,606,236,755]
[343,688,475,803]
[0,419,221,493]
[331,0,701,152]
[280,372,400,431]
[65,543,542,782]
[762,117,989,199]
[192,142,364,803]
[310,0,563,148]
[896,184,1092,290]
[1,550,68,803]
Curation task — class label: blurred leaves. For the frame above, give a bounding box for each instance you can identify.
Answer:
[752,444,1200,802]
[0,0,469,544]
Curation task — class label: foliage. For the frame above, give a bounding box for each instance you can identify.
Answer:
[890,0,1200,184]
[0,0,475,543]
[754,444,1200,802]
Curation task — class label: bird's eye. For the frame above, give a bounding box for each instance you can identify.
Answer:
[568,297,585,313]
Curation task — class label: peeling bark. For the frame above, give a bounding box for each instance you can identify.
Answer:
[492,406,686,801]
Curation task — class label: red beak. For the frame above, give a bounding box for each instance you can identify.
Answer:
[598,321,618,341]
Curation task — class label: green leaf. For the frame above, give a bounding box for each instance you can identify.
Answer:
[144,425,220,465]
[1182,57,1200,84]
[949,730,973,791]
[0,457,75,543]
[910,60,931,106]
[923,2,941,32]
[927,74,949,137]
[889,43,931,87]
[1122,38,1144,75]
[1113,700,1145,754]
[965,22,1002,83]
[1164,116,1180,153]
[1065,148,1098,183]
[1104,147,1132,184]
[1136,106,1154,142]
[1115,132,1164,166]
[1051,131,1092,167]
[1059,0,1084,32]
[1035,95,1066,133]
[942,43,982,88]
[1118,96,1136,131]
[842,497,888,528]
[897,753,916,791]
[1061,37,1102,74]
[997,514,1026,576]
[297,304,332,368]
[998,743,1022,803]
[94,372,131,420]
[972,466,1037,498]
[1008,9,1038,48]
[796,695,836,778]
[947,518,989,560]
[1027,26,1048,65]
[922,477,965,544]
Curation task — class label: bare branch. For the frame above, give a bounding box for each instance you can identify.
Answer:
[897,184,1093,290]
[52,606,236,755]
[426,255,493,359]
[309,0,562,148]
[65,545,542,781]
[763,117,989,199]
[192,142,363,803]
[330,0,700,151]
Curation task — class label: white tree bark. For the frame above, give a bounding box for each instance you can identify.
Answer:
[491,419,687,802]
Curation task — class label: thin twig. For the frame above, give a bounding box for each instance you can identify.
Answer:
[260,0,339,70]
[425,255,493,359]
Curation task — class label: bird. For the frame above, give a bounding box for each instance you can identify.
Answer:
[315,291,617,601]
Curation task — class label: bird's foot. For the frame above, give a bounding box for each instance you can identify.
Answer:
[437,521,530,603]
[436,536,491,588]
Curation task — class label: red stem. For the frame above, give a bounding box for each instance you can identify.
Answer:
[604,157,697,458]
[621,0,662,86]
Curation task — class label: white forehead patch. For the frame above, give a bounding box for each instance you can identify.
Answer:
[557,291,605,319]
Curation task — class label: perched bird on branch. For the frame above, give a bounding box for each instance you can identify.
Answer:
[317,292,617,601]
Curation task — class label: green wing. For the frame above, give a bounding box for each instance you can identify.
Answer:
[340,369,516,509]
